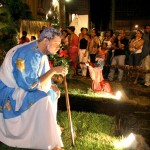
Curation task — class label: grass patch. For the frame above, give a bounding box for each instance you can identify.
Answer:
[59,78,117,100]
[0,111,124,150]
[58,77,150,106]
[58,111,123,150]
[60,88,117,101]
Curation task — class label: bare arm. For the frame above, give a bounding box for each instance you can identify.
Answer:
[129,39,144,52]
[39,66,68,86]
[134,39,144,49]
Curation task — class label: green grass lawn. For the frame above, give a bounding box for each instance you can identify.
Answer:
[0,111,125,150]
[59,76,150,106]
[0,76,149,149]
[58,111,123,150]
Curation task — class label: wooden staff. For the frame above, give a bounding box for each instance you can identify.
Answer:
[63,76,75,146]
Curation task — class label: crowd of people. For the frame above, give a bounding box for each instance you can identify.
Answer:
[60,25,150,88]
[18,25,150,90]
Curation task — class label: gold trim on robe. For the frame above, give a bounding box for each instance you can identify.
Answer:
[15,58,25,72]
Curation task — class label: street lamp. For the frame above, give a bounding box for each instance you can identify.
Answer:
[48,10,52,15]
[135,24,139,29]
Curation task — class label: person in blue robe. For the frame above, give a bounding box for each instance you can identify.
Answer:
[0,27,68,150]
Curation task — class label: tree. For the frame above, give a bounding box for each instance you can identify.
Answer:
[0,0,33,22]
[0,0,33,52]
[0,6,17,51]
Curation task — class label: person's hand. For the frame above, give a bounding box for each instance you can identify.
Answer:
[52,66,68,77]
[121,44,125,49]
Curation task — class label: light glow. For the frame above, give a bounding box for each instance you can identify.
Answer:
[52,0,57,6]
[114,133,137,149]
[115,91,122,100]
[135,24,139,29]
[121,133,136,148]
[48,10,52,15]
[52,0,59,8]
[72,14,75,21]
[46,9,52,20]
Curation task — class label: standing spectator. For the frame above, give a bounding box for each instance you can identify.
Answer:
[103,29,114,60]
[99,31,105,46]
[78,27,84,37]
[102,29,115,79]
[78,27,90,77]
[61,29,69,50]
[128,30,144,84]
[89,28,99,64]
[108,30,129,82]
[67,26,79,76]
[141,24,150,87]
[19,30,30,44]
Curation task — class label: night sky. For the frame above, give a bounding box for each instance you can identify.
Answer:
[90,0,111,31]
[90,0,150,31]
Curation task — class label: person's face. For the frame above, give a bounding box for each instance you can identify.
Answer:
[67,28,72,34]
[91,29,96,36]
[101,43,107,49]
[47,36,61,54]
[62,31,67,37]
[136,31,143,38]
[106,31,111,37]
[31,37,34,41]
[145,26,150,34]
[119,31,125,38]
[82,29,88,35]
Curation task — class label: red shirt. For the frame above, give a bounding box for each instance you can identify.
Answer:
[19,37,30,44]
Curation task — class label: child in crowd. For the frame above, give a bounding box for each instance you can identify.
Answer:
[86,42,113,93]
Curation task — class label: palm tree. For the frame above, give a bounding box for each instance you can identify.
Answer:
[0,7,17,52]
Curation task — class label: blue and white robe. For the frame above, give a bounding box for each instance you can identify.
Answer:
[0,41,63,149]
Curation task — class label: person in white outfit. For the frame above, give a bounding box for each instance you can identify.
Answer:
[108,30,129,82]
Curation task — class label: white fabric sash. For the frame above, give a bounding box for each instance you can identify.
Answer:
[0,44,28,111]
[37,55,52,93]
